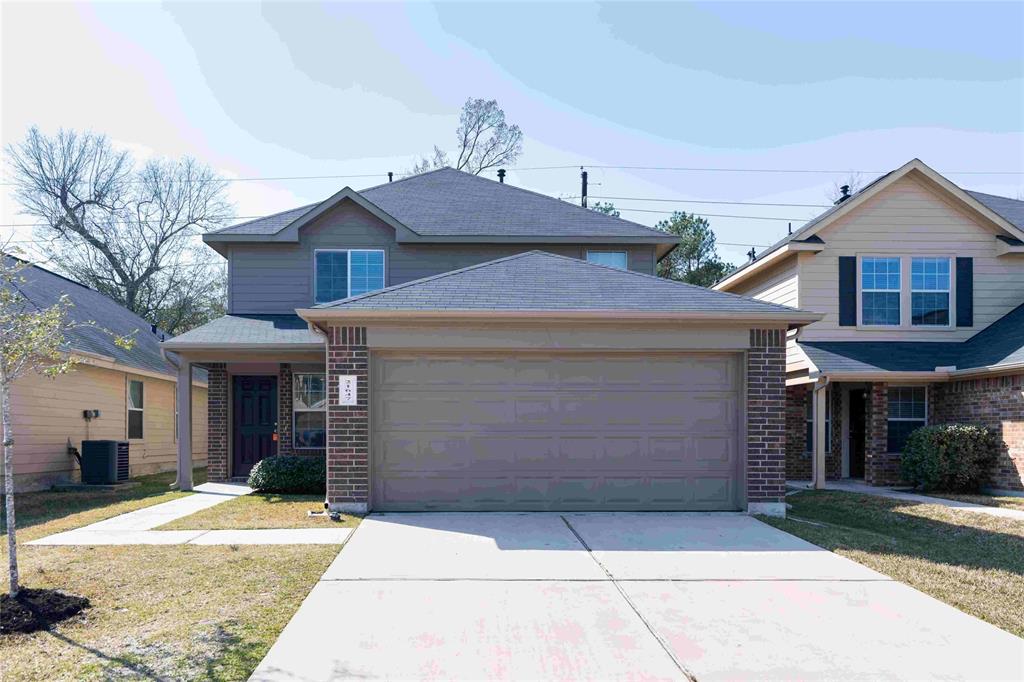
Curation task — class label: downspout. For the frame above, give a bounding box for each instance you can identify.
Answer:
[162,349,193,491]
[812,375,831,490]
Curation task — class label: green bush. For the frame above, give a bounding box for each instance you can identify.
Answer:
[900,424,998,492]
[247,455,326,494]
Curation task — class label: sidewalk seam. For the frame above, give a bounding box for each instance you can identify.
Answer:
[559,515,697,682]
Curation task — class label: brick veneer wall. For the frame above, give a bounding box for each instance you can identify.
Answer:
[784,384,843,481]
[785,385,811,480]
[326,326,370,512]
[206,363,228,482]
[277,363,294,456]
[747,328,787,512]
[931,375,1024,492]
[865,382,901,485]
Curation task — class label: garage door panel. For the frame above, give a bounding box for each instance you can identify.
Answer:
[373,353,741,511]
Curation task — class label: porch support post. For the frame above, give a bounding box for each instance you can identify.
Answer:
[174,356,194,491]
[812,378,829,490]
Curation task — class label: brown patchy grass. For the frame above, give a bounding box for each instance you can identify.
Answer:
[924,492,1024,512]
[2,468,207,543]
[160,493,360,530]
[763,490,1024,638]
[0,544,336,681]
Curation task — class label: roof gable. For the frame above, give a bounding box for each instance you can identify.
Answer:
[715,159,1024,291]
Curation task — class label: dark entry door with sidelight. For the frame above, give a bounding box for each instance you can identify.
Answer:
[848,388,867,479]
[232,375,278,478]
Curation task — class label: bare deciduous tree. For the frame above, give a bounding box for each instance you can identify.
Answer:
[408,98,524,176]
[6,127,232,335]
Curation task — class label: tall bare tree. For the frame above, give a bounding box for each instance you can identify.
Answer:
[409,98,524,176]
[6,128,231,335]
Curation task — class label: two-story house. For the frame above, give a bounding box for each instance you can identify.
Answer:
[163,168,817,516]
[715,159,1024,494]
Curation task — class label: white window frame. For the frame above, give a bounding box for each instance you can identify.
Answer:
[805,388,831,454]
[585,250,628,270]
[857,255,956,330]
[886,385,928,453]
[910,256,952,328]
[127,378,144,440]
[313,249,386,304]
[858,256,902,327]
[293,372,327,450]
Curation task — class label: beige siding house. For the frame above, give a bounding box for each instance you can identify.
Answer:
[715,159,1024,493]
[2,258,209,491]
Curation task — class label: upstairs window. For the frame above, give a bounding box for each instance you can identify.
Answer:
[861,257,901,325]
[911,257,951,326]
[586,251,628,270]
[314,249,385,303]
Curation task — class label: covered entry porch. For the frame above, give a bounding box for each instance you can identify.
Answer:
[161,315,326,489]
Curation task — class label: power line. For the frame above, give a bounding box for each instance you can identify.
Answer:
[612,206,807,221]
[589,195,831,208]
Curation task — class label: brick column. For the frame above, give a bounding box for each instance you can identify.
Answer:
[828,387,843,480]
[277,363,294,456]
[326,326,369,513]
[206,363,229,482]
[865,382,898,486]
[747,328,787,516]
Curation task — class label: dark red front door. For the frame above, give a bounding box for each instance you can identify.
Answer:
[232,375,278,478]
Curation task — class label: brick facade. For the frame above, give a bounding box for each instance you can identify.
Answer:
[277,363,294,456]
[206,363,229,482]
[931,375,1024,492]
[865,382,901,486]
[326,326,370,512]
[784,384,843,482]
[746,328,787,514]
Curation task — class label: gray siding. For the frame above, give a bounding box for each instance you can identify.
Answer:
[228,202,658,314]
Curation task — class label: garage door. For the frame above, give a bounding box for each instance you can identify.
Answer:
[372,353,742,511]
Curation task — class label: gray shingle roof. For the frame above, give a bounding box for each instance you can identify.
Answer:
[317,250,813,316]
[163,314,323,348]
[800,303,1024,374]
[5,256,176,377]
[207,168,672,241]
[967,191,1024,232]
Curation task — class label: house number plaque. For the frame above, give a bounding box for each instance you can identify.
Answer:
[338,375,358,406]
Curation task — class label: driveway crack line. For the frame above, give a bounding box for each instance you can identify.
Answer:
[559,515,698,682]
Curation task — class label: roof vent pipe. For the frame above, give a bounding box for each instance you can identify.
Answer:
[388,172,393,183]
[747,247,757,262]
[835,184,851,205]
[497,168,506,183]
[788,222,792,235]
[580,168,588,208]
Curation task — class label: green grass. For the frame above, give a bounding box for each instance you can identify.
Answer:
[2,468,207,543]
[923,492,1024,512]
[764,490,1024,638]
[0,469,339,680]
[160,492,360,530]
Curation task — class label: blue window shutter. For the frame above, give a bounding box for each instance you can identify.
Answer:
[956,257,973,327]
[838,256,856,326]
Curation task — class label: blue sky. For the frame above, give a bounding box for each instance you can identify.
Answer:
[2,1,1022,265]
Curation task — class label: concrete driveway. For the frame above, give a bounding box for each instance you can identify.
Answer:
[251,513,1024,681]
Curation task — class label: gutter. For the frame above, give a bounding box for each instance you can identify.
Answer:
[296,308,824,326]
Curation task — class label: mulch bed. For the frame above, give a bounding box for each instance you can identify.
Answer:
[1,588,90,634]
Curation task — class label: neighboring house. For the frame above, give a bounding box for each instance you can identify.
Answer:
[715,159,1024,493]
[2,257,208,491]
[164,168,817,516]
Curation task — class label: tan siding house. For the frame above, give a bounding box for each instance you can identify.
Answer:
[2,257,209,491]
[715,159,1024,493]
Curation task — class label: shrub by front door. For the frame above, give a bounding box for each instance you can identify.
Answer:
[232,375,278,478]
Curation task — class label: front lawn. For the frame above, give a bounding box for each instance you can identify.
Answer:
[1,471,343,680]
[2,468,207,543]
[159,492,360,530]
[924,492,1024,512]
[763,490,1024,638]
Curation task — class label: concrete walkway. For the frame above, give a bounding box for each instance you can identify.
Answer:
[251,513,1024,681]
[788,479,1024,520]
[27,481,352,546]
